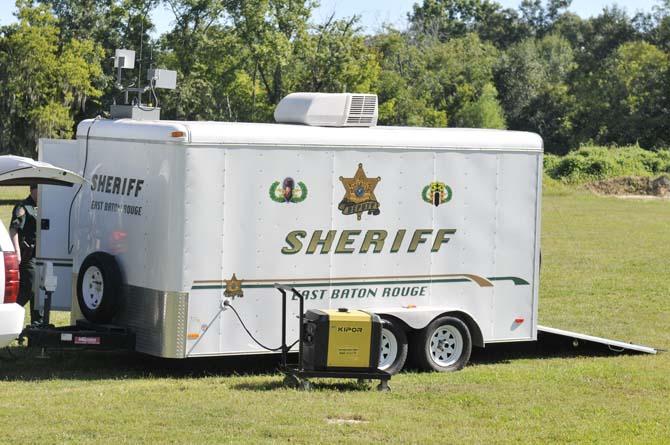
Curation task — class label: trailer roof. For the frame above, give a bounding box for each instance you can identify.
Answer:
[77,119,543,152]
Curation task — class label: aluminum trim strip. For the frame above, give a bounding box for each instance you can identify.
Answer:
[77,136,541,153]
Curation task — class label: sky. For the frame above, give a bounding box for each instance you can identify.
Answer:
[0,0,664,34]
[312,0,662,32]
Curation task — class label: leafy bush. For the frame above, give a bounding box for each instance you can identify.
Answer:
[543,153,561,172]
[544,146,670,183]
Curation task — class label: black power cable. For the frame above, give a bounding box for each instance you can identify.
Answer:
[224,300,298,352]
[67,116,100,254]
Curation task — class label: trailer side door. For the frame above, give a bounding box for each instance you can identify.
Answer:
[36,139,82,310]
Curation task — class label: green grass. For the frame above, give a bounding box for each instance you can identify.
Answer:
[0,186,29,227]
[1,187,669,444]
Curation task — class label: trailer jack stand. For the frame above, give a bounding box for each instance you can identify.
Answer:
[377,379,391,392]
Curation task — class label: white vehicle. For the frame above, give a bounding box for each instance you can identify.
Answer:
[0,156,84,348]
[33,93,655,372]
[0,223,21,348]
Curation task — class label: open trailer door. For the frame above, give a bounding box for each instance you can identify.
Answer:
[35,140,84,311]
[0,150,85,311]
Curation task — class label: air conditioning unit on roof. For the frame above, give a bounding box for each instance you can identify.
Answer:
[274,92,378,127]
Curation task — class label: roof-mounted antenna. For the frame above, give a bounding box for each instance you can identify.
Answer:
[110,16,177,121]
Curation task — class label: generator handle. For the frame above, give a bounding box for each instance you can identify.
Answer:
[274,284,303,369]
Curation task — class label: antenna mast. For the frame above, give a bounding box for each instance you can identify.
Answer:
[110,17,177,121]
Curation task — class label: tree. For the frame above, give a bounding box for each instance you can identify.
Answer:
[38,0,159,118]
[158,22,269,122]
[408,0,528,48]
[1,0,668,156]
[592,41,670,148]
[161,0,227,75]
[158,1,378,122]
[0,2,104,155]
[371,28,447,127]
[422,33,502,125]
[642,0,670,51]
[227,0,315,105]
[495,33,576,152]
[157,0,256,121]
[39,0,158,49]
[297,15,379,94]
[453,83,506,128]
[566,6,639,75]
[372,30,504,129]
[519,0,571,36]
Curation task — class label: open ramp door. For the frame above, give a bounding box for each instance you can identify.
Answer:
[538,325,657,354]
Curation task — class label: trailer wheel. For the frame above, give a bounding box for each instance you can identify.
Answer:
[378,319,408,375]
[76,252,122,323]
[414,316,471,372]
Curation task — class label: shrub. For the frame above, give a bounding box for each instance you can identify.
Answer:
[544,146,670,183]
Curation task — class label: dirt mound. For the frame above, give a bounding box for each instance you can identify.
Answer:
[586,175,670,197]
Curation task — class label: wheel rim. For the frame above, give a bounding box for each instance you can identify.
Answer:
[378,327,399,370]
[428,324,463,367]
[82,266,104,310]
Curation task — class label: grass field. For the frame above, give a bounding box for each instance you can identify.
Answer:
[0,185,668,444]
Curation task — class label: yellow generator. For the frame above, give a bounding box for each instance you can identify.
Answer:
[275,285,391,391]
[302,309,382,372]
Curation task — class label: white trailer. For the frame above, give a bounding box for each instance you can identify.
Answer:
[33,93,654,372]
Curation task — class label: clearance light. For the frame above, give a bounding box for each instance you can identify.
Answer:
[171,131,186,138]
[403,304,417,309]
[187,333,200,340]
[514,318,525,324]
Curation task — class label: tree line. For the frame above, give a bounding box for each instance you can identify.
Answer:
[1,0,669,156]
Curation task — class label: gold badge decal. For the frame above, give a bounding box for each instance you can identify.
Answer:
[224,273,244,299]
[338,163,381,220]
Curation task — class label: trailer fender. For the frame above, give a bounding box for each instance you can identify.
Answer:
[371,307,484,348]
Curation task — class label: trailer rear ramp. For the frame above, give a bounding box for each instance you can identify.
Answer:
[537,325,657,354]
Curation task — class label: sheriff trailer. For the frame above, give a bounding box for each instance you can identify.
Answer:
[29,92,655,373]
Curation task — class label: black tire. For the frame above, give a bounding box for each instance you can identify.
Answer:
[76,252,122,323]
[378,318,408,375]
[413,316,472,372]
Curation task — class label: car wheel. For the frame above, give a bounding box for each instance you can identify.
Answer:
[76,252,122,323]
[378,319,408,375]
[414,316,472,372]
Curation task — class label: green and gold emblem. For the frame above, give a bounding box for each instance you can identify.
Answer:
[269,177,308,204]
[338,163,381,220]
[422,182,452,207]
